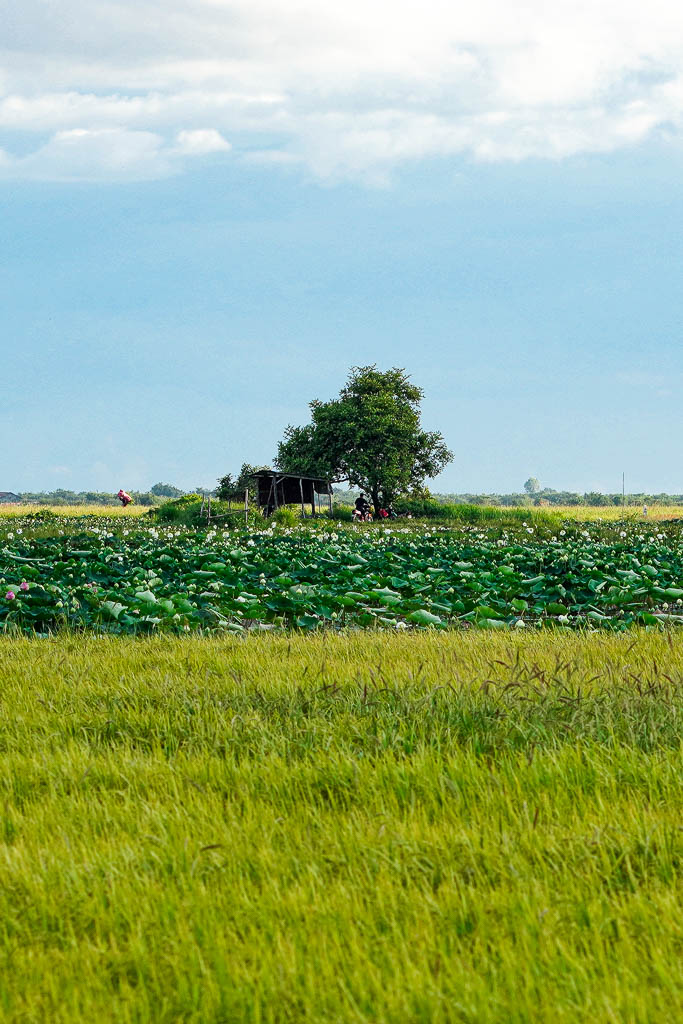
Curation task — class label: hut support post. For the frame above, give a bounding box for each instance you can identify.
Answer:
[244,488,249,528]
[267,478,276,514]
[299,477,305,519]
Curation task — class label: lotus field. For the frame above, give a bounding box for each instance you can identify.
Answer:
[2,513,683,634]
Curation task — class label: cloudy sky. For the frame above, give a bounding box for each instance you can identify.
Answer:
[3,0,683,493]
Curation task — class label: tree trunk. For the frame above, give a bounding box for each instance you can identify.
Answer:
[370,487,381,520]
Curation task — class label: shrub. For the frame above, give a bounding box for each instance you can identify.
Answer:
[22,509,59,522]
[273,506,299,527]
[155,495,203,523]
[154,495,266,529]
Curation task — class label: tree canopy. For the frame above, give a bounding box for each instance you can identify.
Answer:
[276,365,453,512]
[150,482,184,498]
[216,464,270,503]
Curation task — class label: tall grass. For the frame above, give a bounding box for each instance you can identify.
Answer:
[535,504,683,522]
[393,501,682,526]
[3,501,680,530]
[0,504,151,519]
[0,630,681,1022]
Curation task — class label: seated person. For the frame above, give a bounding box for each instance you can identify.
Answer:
[354,493,371,517]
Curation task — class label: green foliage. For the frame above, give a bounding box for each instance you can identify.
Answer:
[330,487,358,507]
[132,491,156,506]
[150,482,184,498]
[3,514,683,635]
[155,495,259,529]
[393,498,532,524]
[216,463,270,503]
[215,473,237,500]
[584,490,615,506]
[21,508,59,522]
[276,365,453,510]
[155,493,204,523]
[273,505,299,527]
[524,476,541,495]
[0,632,681,1022]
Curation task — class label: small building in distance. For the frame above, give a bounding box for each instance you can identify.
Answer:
[249,472,332,517]
[0,492,19,503]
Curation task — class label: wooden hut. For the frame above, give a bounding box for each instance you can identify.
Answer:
[250,472,332,517]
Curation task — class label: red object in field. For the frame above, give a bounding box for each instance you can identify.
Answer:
[379,508,389,518]
[117,489,132,507]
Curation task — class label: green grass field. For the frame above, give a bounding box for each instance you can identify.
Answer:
[534,504,682,522]
[0,503,152,519]
[0,630,681,1022]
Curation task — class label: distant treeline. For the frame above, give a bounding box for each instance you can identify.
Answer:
[433,490,683,507]
[11,490,164,506]
[6,486,683,510]
[5,483,205,506]
[333,488,683,508]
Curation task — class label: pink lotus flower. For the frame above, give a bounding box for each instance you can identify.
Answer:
[5,591,15,601]
[19,581,29,591]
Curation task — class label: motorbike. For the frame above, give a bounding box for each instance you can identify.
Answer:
[351,507,373,522]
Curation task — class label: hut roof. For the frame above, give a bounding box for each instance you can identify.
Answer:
[248,471,332,508]
[248,471,328,482]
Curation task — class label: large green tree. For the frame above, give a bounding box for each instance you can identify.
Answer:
[216,464,270,503]
[276,366,453,514]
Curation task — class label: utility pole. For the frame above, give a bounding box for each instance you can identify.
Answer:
[622,472,625,514]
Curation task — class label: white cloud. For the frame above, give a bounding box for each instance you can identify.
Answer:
[2,1,683,182]
[0,123,232,182]
[0,128,171,182]
[174,128,231,155]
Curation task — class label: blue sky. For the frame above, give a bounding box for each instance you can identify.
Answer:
[2,1,683,495]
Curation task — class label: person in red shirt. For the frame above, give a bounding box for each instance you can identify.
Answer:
[117,489,132,507]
